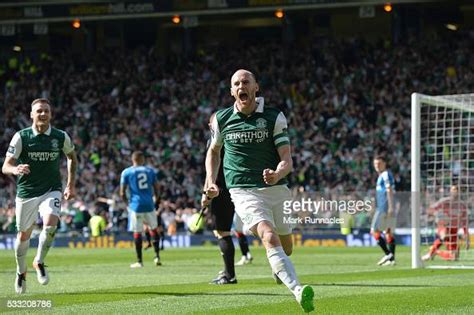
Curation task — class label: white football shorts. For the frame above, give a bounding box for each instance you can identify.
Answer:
[370,210,397,233]
[128,210,158,233]
[15,190,62,232]
[229,185,293,236]
[232,213,244,233]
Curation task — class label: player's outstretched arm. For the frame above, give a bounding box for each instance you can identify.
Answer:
[2,156,30,176]
[263,144,293,185]
[462,206,470,250]
[201,176,210,208]
[119,184,128,205]
[64,150,77,200]
[386,186,394,215]
[205,142,222,199]
[153,181,161,209]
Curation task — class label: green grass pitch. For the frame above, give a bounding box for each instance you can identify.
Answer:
[1,246,473,314]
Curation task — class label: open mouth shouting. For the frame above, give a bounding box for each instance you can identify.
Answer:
[238,91,249,103]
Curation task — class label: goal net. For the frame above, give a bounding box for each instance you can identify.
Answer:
[411,93,473,269]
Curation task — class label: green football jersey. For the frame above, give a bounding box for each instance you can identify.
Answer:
[6,126,74,198]
[211,97,290,188]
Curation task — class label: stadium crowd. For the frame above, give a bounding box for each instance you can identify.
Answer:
[1,30,473,234]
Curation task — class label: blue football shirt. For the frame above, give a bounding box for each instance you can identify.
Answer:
[375,170,395,212]
[120,166,157,213]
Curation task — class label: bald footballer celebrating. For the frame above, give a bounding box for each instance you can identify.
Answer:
[204,69,315,312]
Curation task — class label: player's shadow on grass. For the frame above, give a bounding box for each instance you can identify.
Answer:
[313,283,441,288]
[65,291,288,297]
[126,292,288,297]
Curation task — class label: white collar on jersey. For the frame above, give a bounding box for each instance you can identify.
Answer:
[233,97,265,114]
[32,124,52,136]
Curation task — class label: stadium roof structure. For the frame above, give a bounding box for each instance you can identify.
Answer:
[0,0,461,25]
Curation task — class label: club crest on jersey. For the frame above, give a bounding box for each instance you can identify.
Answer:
[51,139,59,150]
[256,118,267,129]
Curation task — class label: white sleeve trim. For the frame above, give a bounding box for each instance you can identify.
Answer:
[382,171,392,188]
[6,132,22,159]
[209,114,223,147]
[273,112,290,147]
[273,112,288,137]
[62,131,75,154]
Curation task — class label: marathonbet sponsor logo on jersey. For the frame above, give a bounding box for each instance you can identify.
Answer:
[28,151,60,161]
[225,118,269,144]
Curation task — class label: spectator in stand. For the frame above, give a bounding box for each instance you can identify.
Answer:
[89,210,108,237]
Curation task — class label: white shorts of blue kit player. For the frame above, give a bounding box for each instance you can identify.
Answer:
[15,191,62,232]
[128,210,158,233]
[232,213,244,233]
[370,210,397,232]
[229,185,292,235]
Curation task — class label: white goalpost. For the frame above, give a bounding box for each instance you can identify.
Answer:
[411,93,474,269]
